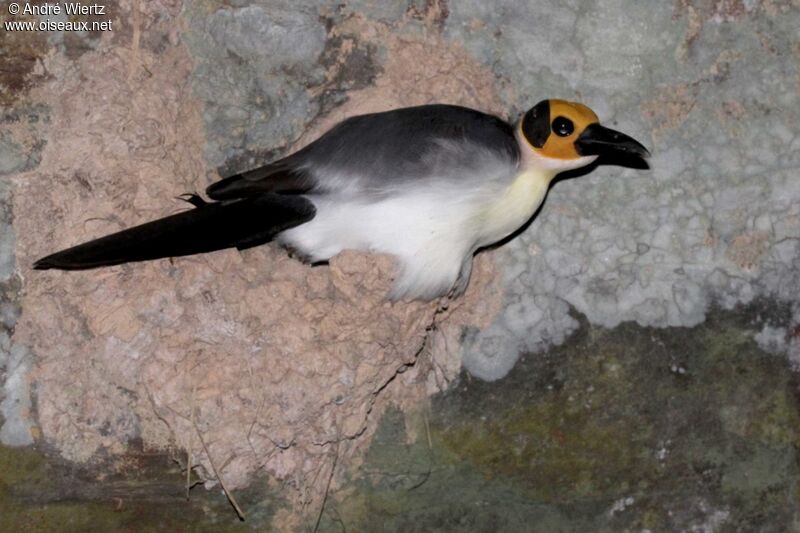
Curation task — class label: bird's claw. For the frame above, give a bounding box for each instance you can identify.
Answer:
[176,193,208,208]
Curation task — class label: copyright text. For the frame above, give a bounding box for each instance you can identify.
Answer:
[5,2,113,32]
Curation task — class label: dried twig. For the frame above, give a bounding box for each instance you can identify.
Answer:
[192,417,246,521]
[186,380,196,500]
[128,0,142,81]
[423,408,433,450]
[313,442,340,533]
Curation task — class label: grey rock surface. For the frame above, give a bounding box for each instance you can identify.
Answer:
[2,0,800,529]
[452,0,800,379]
[0,188,31,446]
[183,1,329,173]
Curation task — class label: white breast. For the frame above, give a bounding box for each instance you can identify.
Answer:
[278,166,553,299]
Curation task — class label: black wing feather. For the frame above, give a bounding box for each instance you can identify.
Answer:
[34,193,315,270]
[206,160,314,200]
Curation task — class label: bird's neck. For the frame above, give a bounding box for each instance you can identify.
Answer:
[478,165,553,248]
[474,126,592,248]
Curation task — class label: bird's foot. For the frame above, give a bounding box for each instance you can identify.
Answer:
[447,259,473,300]
[176,193,208,208]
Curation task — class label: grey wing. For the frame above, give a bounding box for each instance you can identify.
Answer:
[207,104,520,200]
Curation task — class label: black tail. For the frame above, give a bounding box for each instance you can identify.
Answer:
[33,193,315,270]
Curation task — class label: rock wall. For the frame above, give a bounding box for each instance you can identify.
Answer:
[2,0,799,528]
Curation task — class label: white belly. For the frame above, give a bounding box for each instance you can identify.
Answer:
[279,169,552,299]
[279,190,472,298]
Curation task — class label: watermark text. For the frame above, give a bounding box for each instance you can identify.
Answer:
[5,3,112,32]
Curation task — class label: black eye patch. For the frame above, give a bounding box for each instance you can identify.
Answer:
[552,116,574,137]
[522,100,551,148]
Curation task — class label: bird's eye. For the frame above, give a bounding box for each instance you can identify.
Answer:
[552,117,574,137]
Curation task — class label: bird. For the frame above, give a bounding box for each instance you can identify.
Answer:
[33,99,650,300]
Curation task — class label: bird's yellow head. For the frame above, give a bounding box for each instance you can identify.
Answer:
[520,99,649,165]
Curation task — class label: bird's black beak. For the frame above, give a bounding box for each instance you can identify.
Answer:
[574,123,650,159]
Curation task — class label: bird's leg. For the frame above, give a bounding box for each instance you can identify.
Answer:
[176,193,208,208]
[449,257,473,298]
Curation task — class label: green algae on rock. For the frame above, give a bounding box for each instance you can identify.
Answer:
[316,307,800,532]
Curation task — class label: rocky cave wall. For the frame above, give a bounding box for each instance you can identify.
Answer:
[1,0,799,528]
